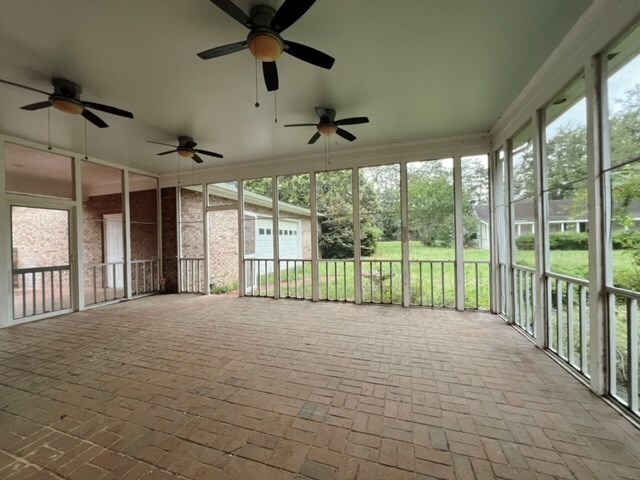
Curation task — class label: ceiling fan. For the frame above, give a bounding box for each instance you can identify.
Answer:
[0,77,133,128]
[285,107,369,144]
[147,136,223,163]
[197,0,334,92]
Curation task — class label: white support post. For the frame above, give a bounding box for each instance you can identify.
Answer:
[0,139,9,326]
[400,162,410,307]
[237,181,245,297]
[505,139,516,324]
[156,179,162,292]
[203,184,210,296]
[533,109,548,348]
[586,53,610,395]
[272,176,280,299]
[73,156,85,311]
[176,187,183,293]
[488,150,499,314]
[310,172,319,301]
[123,170,132,299]
[453,156,465,311]
[352,168,362,304]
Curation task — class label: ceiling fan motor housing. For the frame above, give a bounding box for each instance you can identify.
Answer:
[247,5,283,62]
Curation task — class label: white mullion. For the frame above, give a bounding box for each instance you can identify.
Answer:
[488,151,498,313]
[310,172,319,301]
[237,181,245,297]
[203,184,210,296]
[400,162,410,307]
[272,177,280,299]
[0,138,9,326]
[453,156,464,311]
[74,156,84,311]
[156,179,162,294]
[506,139,516,324]
[176,187,183,293]
[123,170,132,299]
[586,53,611,396]
[533,109,548,348]
[353,168,362,304]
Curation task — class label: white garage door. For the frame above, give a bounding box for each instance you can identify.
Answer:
[254,218,302,260]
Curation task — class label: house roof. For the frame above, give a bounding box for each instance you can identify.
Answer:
[0,1,592,174]
[209,183,312,218]
[474,199,640,224]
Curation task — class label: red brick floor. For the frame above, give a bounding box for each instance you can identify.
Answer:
[1,295,639,479]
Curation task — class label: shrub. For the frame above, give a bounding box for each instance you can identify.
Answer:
[515,234,535,250]
[549,232,589,250]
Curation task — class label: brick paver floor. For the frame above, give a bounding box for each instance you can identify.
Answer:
[1,294,640,479]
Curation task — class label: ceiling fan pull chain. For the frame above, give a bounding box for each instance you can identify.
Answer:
[254,56,260,108]
[274,91,278,123]
[83,119,88,159]
[47,108,52,150]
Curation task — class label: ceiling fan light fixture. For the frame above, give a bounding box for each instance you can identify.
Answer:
[50,97,84,115]
[248,32,283,62]
[177,149,193,158]
[317,123,337,136]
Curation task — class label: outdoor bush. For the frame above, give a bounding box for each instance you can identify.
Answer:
[515,234,535,250]
[549,232,589,250]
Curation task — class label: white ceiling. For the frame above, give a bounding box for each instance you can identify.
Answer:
[0,0,591,175]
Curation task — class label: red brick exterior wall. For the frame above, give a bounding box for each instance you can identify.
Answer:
[11,207,69,268]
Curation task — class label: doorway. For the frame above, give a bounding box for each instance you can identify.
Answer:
[103,214,124,288]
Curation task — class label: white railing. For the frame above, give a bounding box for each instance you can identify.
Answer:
[546,272,590,378]
[244,259,275,297]
[409,260,455,308]
[131,259,160,296]
[464,261,491,310]
[12,265,72,319]
[513,265,535,337]
[607,286,639,416]
[318,259,354,302]
[85,262,126,306]
[362,260,402,304]
[278,259,312,300]
[180,258,205,293]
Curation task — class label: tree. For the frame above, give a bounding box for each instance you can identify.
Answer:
[407,162,479,247]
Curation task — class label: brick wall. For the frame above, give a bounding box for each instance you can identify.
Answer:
[11,207,69,268]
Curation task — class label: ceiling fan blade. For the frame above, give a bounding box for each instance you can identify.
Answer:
[315,106,335,122]
[83,102,134,119]
[195,148,223,159]
[336,116,369,126]
[271,0,315,33]
[308,132,321,144]
[157,149,178,156]
[336,128,356,142]
[209,0,254,28]
[284,41,334,70]
[82,109,108,128]
[0,78,50,95]
[263,62,279,92]
[146,140,178,148]
[197,41,247,60]
[20,101,51,111]
[192,153,204,164]
[284,123,317,127]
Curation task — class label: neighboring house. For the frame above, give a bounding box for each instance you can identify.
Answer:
[473,200,640,249]
[180,184,313,290]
